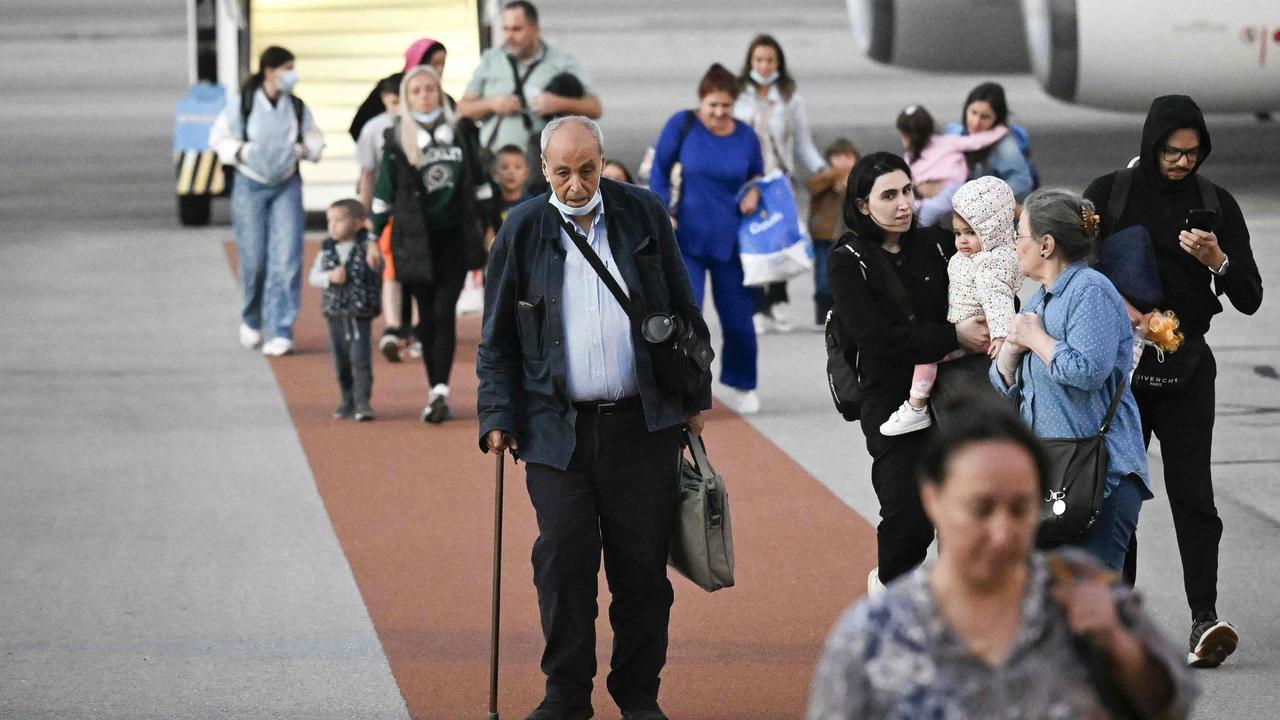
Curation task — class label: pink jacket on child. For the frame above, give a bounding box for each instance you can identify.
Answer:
[907,125,1009,187]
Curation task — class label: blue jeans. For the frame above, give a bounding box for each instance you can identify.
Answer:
[1076,473,1144,572]
[680,253,757,390]
[812,240,833,324]
[232,172,304,340]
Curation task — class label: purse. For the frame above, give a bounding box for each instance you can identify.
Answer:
[1033,377,1127,546]
[555,213,714,399]
[668,429,735,592]
[1132,333,1204,392]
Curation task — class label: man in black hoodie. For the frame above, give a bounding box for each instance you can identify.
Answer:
[1085,95,1263,669]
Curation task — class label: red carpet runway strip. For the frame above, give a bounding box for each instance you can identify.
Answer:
[231,241,879,719]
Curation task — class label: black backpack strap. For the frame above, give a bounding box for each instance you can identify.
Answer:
[239,89,306,144]
[1195,175,1221,216]
[1106,167,1134,228]
[553,210,637,321]
[291,95,306,144]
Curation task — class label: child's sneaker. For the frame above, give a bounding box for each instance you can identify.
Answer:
[333,399,354,419]
[354,403,375,422]
[422,384,450,424]
[408,340,423,359]
[380,332,403,362]
[879,401,932,436]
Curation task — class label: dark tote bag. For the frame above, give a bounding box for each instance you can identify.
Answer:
[929,353,1008,431]
[1032,378,1127,547]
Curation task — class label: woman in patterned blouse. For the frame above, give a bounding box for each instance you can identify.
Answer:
[808,398,1195,719]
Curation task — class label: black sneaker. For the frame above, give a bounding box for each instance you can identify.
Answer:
[333,400,354,419]
[1187,613,1238,668]
[422,395,450,424]
[524,697,593,720]
[354,404,375,422]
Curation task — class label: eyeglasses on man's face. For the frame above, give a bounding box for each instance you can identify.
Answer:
[1161,146,1200,163]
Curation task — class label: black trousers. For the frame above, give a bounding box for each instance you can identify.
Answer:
[1131,345,1221,619]
[524,404,683,712]
[861,398,935,582]
[751,281,789,314]
[324,315,372,406]
[402,268,466,388]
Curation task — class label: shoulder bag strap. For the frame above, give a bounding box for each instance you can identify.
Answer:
[1098,378,1127,435]
[553,211,637,321]
[1195,175,1221,216]
[484,54,544,153]
[683,429,716,481]
[1106,167,1134,227]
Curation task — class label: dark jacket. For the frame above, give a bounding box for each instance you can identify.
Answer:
[829,226,959,403]
[319,231,381,319]
[476,178,713,469]
[1084,95,1262,338]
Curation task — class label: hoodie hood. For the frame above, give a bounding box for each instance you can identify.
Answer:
[951,176,1016,253]
[1138,95,1212,190]
[404,38,444,72]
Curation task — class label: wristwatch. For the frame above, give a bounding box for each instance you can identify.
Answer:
[1210,254,1230,276]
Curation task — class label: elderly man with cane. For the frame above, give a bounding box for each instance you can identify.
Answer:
[478,116,711,720]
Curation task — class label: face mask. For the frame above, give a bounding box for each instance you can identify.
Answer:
[412,108,442,125]
[548,187,602,217]
[750,69,778,86]
[277,68,299,93]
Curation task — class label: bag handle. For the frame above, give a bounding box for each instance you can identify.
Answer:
[553,210,637,322]
[683,429,716,482]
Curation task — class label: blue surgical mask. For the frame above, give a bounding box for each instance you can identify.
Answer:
[549,188,602,217]
[412,108,442,125]
[278,68,299,94]
[750,69,778,86]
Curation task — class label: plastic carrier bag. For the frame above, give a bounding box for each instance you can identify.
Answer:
[738,172,812,287]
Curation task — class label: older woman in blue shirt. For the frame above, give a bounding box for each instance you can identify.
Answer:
[990,188,1150,571]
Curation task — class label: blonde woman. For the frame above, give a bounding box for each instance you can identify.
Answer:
[370,66,487,423]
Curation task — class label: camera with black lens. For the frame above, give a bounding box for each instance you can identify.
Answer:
[641,312,714,397]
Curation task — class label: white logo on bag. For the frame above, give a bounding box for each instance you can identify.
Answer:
[748,212,783,235]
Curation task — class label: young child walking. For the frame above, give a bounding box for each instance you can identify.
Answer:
[308,199,383,421]
[880,176,1024,435]
[896,104,1009,226]
[806,137,859,325]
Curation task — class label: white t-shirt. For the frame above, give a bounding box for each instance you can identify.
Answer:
[355,113,394,172]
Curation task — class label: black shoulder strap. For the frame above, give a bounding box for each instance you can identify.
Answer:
[1099,378,1127,435]
[1196,175,1221,216]
[841,234,915,322]
[673,110,695,160]
[1106,167,1134,227]
[553,210,636,320]
[239,90,306,144]
[486,53,546,152]
[291,95,306,144]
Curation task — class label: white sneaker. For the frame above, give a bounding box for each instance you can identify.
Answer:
[239,323,262,349]
[724,387,760,415]
[261,337,294,356]
[771,303,794,333]
[421,384,451,424]
[752,313,773,335]
[408,340,423,358]
[879,401,932,436]
[867,568,885,596]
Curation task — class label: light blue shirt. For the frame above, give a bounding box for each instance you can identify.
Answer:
[990,263,1151,498]
[557,206,638,402]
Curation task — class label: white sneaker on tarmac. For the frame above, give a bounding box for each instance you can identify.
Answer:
[261,337,294,356]
[752,313,773,335]
[239,323,262,349]
[879,401,932,436]
[771,303,794,333]
[724,387,760,415]
[867,568,885,596]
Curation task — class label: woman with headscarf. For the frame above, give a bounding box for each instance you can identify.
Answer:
[348,38,449,142]
[369,66,486,424]
[210,45,325,356]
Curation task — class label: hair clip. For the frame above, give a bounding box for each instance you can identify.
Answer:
[1080,207,1100,236]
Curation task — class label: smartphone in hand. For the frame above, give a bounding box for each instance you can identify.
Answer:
[1185,208,1218,234]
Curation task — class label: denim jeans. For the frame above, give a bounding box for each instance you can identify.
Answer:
[325,315,373,407]
[812,240,833,324]
[1076,473,1144,572]
[232,172,304,340]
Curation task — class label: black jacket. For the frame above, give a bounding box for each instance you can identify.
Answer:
[476,178,712,469]
[1084,95,1262,338]
[829,226,959,403]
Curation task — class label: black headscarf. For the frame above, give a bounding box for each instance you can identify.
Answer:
[1138,95,1213,191]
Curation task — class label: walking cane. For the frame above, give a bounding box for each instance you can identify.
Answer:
[487,448,505,720]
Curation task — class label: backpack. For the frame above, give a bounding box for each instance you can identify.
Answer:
[240,88,305,143]
[1105,165,1220,230]
[825,241,869,422]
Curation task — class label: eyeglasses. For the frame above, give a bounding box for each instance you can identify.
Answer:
[1160,146,1200,163]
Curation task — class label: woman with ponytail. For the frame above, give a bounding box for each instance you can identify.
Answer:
[828,152,991,591]
[369,66,487,424]
[211,45,325,356]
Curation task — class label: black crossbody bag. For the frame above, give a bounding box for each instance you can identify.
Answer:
[554,213,713,398]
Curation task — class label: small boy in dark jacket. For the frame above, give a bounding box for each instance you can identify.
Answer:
[308,199,383,420]
[806,138,859,324]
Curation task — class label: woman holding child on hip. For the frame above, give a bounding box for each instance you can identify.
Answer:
[828,153,990,591]
[370,65,487,424]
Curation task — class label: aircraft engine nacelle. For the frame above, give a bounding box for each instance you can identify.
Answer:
[1023,0,1280,113]
[847,0,1031,73]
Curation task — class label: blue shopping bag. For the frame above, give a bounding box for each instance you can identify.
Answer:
[738,172,812,287]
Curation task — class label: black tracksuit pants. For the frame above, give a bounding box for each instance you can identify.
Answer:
[861,398,936,583]
[524,402,683,712]
[1132,345,1222,619]
[402,268,466,388]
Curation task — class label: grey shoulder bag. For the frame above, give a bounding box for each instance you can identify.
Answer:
[668,429,734,592]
